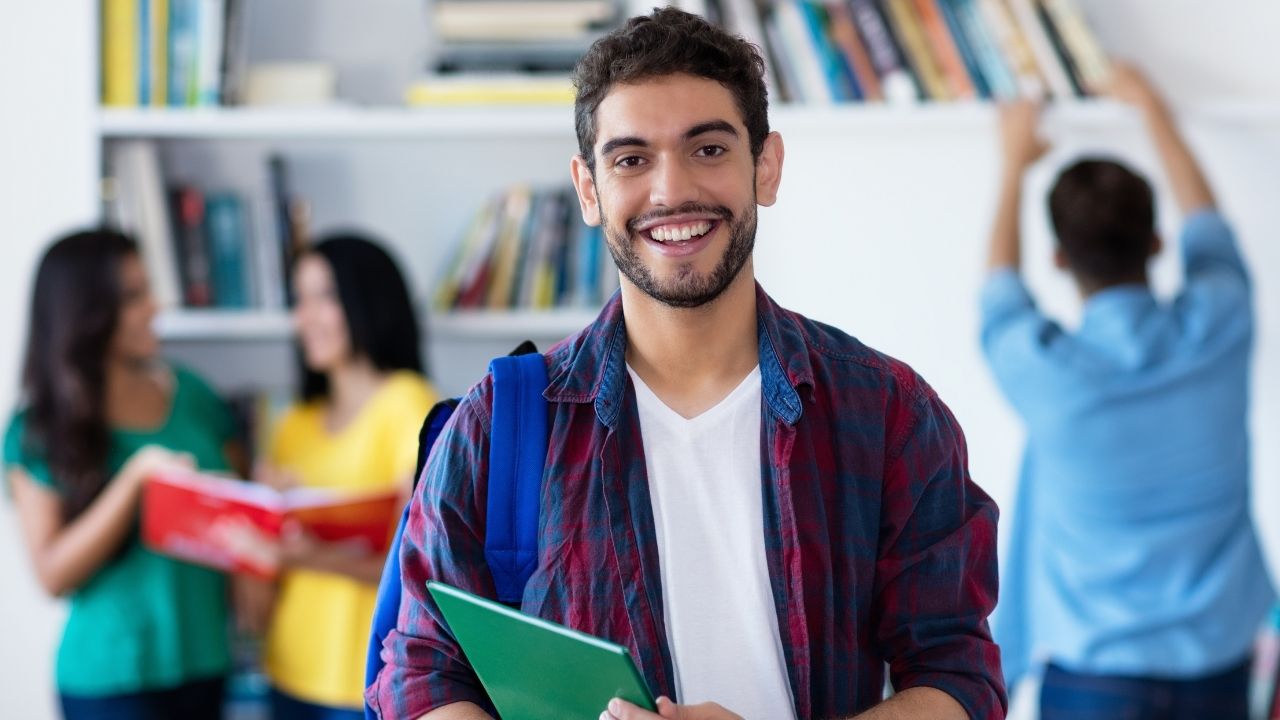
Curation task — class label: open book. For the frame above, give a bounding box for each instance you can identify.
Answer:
[141,470,400,578]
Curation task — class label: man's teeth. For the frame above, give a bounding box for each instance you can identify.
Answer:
[650,221,712,243]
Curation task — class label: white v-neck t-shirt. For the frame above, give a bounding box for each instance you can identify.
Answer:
[627,365,797,720]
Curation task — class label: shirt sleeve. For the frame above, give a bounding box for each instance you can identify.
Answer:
[978,269,1066,414]
[365,377,498,720]
[873,383,1007,720]
[1175,209,1252,341]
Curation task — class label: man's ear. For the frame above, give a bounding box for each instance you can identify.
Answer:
[754,131,785,207]
[570,154,602,227]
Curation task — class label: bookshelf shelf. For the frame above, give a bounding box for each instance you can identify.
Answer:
[97,106,576,139]
[154,309,293,341]
[429,309,599,340]
[98,100,1280,141]
[154,308,599,342]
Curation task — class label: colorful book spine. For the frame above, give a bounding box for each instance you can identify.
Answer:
[826,2,884,101]
[912,0,977,99]
[881,0,950,100]
[847,0,920,103]
[102,0,140,106]
[205,192,250,308]
[1040,0,1110,93]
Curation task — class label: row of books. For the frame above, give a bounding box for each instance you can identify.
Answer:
[101,0,248,107]
[105,141,307,310]
[409,0,620,106]
[736,0,1109,104]
[407,0,1108,107]
[434,186,619,311]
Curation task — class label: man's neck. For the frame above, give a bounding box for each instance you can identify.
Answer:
[621,265,759,419]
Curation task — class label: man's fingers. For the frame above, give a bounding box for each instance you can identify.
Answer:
[604,698,663,720]
[656,696,681,718]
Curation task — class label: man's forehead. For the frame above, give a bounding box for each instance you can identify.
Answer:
[593,74,746,145]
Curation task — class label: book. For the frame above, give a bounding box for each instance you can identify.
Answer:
[950,0,1017,98]
[1039,0,1109,93]
[1005,0,1074,98]
[826,2,884,102]
[167,185,213,307]
[1034,0,1083,96]
[848,0,920,104]
[102,0,140,106]
[979,0,1045,99]
[772,1,836,104]
[936,0,995,99]
[881,0,950,101]
[167,0,198,107]
[911,0,977,99]
[110,140,183,309]
[427,581,656,720]
[405,74,576,106]
[204,192,251,308]
[142,469,400,579]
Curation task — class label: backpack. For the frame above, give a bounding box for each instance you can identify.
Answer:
[364,343,549,719]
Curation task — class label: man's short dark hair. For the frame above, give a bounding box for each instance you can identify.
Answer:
[1048,159,1156,285]
[572,7,769,172]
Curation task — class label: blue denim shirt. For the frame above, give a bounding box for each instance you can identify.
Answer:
[981,210,1275,686]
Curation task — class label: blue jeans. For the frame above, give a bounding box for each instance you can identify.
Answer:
[269,688,363,720]
[59,676,225,720]
[1040,658,1250,720]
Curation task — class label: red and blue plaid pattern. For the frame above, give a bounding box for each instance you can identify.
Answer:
[367,284,1006,719]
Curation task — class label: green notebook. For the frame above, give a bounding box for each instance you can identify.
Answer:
[427,580,656,720]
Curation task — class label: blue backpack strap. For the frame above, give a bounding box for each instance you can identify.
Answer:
[364,398,458,719]
[485,350,548,605]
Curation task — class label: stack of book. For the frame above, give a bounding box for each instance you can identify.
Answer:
[100,0,249,107]
[407,0,622,106]
[433,186,617,312]
[745,0,1110,104]
[104,141,306,310]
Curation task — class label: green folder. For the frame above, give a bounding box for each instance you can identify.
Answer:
[427,580,657,720]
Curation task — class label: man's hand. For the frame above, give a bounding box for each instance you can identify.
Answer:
[1105,61,1160,110]
[998,101,1049,172]
[603,696,743,720]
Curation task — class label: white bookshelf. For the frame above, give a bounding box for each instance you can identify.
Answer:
[97,100,1280,141]
[154,307,600,342]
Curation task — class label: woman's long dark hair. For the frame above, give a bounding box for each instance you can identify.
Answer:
[21,230,139,521]
[298,234,425,401]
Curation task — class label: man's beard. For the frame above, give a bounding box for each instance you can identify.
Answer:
[602,200,757,309]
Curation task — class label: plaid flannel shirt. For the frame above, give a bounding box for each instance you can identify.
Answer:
[368,284,1006,719]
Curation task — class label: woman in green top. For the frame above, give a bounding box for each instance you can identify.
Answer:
[4,230,245,719]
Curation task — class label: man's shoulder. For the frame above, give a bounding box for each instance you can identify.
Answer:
[785,309,936,409]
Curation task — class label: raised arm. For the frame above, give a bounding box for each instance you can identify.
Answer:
[988,102,1050,272]
[1107,62,1216,214]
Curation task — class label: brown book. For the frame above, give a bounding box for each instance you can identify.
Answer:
[826,2,883,101]
[911,0,976,99]
[881,0,951,100]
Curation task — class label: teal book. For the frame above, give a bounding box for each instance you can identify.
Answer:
[204,193,250,308]
[427,581,656,720]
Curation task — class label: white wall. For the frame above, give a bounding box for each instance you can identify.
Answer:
[1,2,1277,719]
[0,3,99,719]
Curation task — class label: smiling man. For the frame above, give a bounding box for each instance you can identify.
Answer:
[367,8,1004,720]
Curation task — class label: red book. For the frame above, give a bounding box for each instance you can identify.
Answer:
[141,470,400,579]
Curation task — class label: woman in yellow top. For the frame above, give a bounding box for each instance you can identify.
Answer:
[259,234,438,718]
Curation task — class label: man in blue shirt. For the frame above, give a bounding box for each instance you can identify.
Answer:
[982,64,1275,720]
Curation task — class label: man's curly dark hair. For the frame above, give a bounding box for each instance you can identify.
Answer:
[572,7,770,172]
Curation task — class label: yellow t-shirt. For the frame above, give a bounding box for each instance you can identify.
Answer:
[264,371,438,708]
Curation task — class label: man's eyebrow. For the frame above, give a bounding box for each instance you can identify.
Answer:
[600,136,648,157]
[599,121,739,157]
[684,120,738,140]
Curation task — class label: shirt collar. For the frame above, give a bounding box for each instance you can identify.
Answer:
[544,283,811,427]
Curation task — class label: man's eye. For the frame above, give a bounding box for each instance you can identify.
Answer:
[696,145,727,158]
[615,155,645,168]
